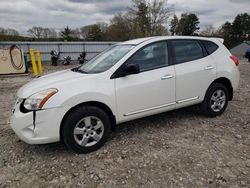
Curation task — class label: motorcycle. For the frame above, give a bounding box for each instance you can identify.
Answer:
[50,50,60,66]
[62,56,71,66]
[78,52,86,64]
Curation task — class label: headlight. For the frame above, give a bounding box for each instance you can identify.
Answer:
[23,88,58,111]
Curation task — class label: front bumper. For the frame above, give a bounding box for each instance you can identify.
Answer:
[10,101,63,144]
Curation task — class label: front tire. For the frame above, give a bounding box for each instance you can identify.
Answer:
[62,106,111,154]
[200,83,229,117]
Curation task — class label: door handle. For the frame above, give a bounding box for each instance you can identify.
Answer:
[161,74,174,80]
[205,65,215,70]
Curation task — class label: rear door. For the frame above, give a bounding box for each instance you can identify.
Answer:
[170,39,216,108]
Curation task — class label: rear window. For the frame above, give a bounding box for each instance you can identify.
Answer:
[172,40,204,64]
[201,40,219,55]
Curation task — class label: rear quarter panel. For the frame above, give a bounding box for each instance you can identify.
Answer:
[209,39,240,90]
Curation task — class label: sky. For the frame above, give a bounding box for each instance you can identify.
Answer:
[0,0,249,34]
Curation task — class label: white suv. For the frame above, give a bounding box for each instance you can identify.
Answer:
[11,36,240,153]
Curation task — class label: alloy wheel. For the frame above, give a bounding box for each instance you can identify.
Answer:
[210,89,226,112]
[73,116,104,147]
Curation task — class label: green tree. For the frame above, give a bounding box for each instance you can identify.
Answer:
[43,28,57,38]
[0,27,4,35]
[27,27,44,38]
[0,27,23,41]
[217,22,234,48]
[0,27,19,36]
[104,13,133,41]
[80,25,93,40]
[60,26,73,41]
[232,13,250,39]
[85,24,103,41]
[129,0,173,37]
[129,0,150,37]
[176,13,200,35]
[148,0,173,35]
[71,28,81,39]
[136,1,150,36]
[170,14,178,35]
[217,22,232,37]
[216,13,250,48]
[200,25,216,37]
[28,27,57,39]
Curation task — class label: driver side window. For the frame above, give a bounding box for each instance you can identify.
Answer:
[126,41,168,72]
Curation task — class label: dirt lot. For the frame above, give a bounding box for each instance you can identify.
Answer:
[0,60,249,188]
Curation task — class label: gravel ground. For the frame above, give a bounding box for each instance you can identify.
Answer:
[0,60,249,188]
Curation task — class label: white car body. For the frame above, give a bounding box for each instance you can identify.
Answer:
[11,36,240,145]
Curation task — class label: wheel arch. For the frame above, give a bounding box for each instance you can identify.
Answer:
[60,101,116,143]
[209,77,233,101]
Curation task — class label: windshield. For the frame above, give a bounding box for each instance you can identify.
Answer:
[78,44,134,73]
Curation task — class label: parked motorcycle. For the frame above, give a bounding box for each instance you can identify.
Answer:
[50,50,60,66]
[62,56,71,66]
[78,52,86,64]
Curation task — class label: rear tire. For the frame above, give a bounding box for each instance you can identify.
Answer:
[62,106,111,154]
[200,83,229,117]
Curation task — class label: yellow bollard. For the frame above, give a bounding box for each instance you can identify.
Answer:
[29,48,38,77]
[36,49,43,75]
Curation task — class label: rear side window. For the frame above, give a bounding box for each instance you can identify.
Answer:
[201,40,219,55]
[172,40,204,64]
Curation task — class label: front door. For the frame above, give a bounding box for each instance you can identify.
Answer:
[114,41,176,122]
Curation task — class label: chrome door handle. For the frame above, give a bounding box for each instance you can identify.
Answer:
[161,74,174,80]
[205,65,215,70]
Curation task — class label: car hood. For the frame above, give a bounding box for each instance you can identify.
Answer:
[17,69,87,98]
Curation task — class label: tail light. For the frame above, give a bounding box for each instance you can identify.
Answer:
[230,55,239,66]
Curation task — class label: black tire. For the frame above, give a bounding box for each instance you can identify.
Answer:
[62,106,111,154]
[200,83,229,117]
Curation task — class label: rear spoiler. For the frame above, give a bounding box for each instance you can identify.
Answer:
[212,38,224,44]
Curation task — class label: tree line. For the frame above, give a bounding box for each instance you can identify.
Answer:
[0,0,249,49]
[169,12,250,48]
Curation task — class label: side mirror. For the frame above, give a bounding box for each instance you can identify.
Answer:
[124,64,140,75]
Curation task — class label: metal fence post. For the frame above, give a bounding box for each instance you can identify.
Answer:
[36,49,43,75]
[29,48,38,77]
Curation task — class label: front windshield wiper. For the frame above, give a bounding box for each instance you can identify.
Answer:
[77,69,88,74]
[71,67,88,74]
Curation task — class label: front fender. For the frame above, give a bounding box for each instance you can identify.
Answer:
[59,92,117,116]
